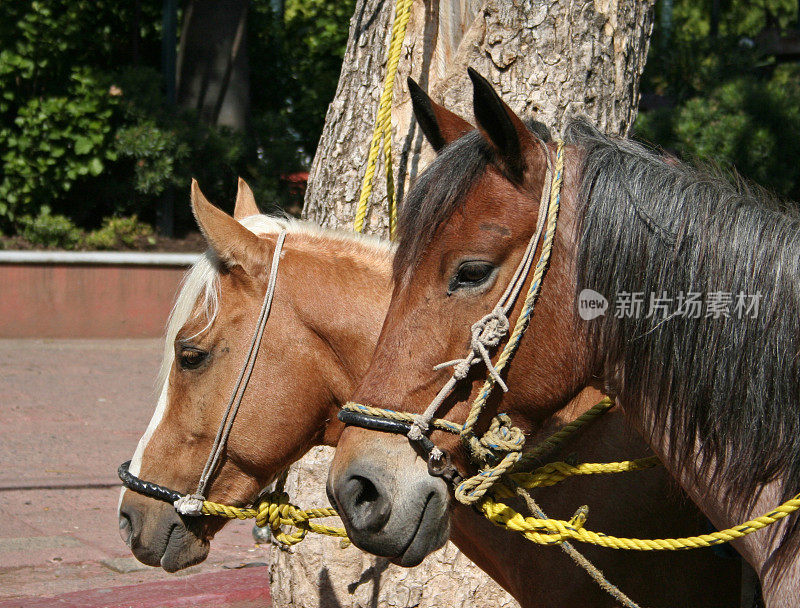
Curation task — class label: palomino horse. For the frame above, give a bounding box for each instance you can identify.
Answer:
[118,181,740,606]
[328,70,799,606]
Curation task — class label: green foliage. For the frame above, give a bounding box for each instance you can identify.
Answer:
[115,118,186,197]
[250,0,355,161]
[0,67,117,222]
[0,0,160,229]
[636,0,800,200]
[18,208,82,249]
[0,0,355,238]
[84,215,155,249]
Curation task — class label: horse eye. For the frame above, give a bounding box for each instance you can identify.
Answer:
[179,347,208,370]
[450,261,497,292]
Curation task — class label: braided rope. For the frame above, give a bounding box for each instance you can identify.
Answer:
[187,454,800,551]
[519,398,615,463]
[174,230,288,516]
[343,402,462,434]
[460,143,564,448]
[450,142,565,505]
[502,457,660,495]
[353,0,413,239]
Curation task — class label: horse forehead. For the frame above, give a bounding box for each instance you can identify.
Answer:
[448,170,535,234]
[418,179,535,267]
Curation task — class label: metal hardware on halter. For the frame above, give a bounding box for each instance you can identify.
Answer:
[337,409,461,483]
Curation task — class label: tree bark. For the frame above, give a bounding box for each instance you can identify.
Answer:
[278,1,655,607]
[268,447,518,608]
[176,0,251,130]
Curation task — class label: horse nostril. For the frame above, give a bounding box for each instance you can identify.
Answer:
[353,475,379,506]
[118,507,135,546]
[343,474,391,533]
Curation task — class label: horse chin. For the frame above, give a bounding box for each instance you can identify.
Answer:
[122,498,213,572]
[127,520,210,572]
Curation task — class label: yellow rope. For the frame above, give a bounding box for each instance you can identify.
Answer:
[353,0,413,239]
[194,460,800,551]
[200,491,348,547]
[502,457,660,494]
[339,393,800,551]
[479,491,800,550]
[190,445,800,552]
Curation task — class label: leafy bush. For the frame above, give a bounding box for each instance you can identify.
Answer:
[0,67,117,224]
[0,0,354,237]
[84,215,154,250]
[637,64,800,201]
[18,209,82,249]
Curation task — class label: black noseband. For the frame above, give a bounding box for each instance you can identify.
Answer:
[118,460,182,505]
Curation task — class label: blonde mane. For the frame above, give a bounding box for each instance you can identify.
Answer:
[156,214,393,389]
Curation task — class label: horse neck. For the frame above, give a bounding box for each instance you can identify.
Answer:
[570,136,800,597]
[629,399,800,602]
[288,234,393,444]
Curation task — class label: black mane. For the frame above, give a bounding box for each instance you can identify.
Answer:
[570,120,800,509]
[395,114,800,522]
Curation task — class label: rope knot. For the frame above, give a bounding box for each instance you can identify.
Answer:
[433,307,510,391]
[471,306,509,349]
[174,493,205,516]
[454,415,526,505]
[479,414,525,456]
[407,420,428,442]
[451,359,473,381]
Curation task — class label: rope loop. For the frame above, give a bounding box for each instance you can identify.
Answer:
[354,0,413,238]
[463,413,525,464]
[434,306,511,389]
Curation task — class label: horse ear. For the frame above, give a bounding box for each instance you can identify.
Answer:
[233,177,260,220]
[191,180,269,277]
[408,77,474,152]
[468,67,535,181]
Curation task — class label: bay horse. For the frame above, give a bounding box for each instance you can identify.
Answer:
[328,70,799,607]
[118,180,740,606]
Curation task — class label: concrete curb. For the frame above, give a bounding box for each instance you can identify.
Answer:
[0,251,199,267]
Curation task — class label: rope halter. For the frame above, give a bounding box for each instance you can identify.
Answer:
[434,306,511,389]
[342,139,564,499]
[169,229,288,515]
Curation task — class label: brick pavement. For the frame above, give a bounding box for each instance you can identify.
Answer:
[0,340,270,606]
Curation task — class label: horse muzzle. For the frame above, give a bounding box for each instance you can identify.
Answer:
[327,428,451,567]
[119,488,211,572]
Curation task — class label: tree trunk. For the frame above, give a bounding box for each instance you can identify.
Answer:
[176,0,250,130]
[268,446,518,608]
[276,1,655,607]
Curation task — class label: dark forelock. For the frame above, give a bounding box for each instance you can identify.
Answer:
[394,119,550,279]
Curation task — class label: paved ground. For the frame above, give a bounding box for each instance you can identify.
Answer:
[0,339,271,606]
